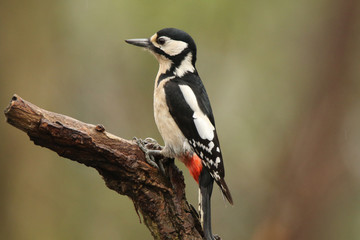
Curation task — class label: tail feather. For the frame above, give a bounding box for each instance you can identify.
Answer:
[217,178,233,205]
[199,169,215,240]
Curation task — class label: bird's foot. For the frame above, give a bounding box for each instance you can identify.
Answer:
[134,137,166,174]
[213,234,221,240]
[204,234,221,240]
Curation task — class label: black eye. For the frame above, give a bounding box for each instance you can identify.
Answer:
[157,37,166,45]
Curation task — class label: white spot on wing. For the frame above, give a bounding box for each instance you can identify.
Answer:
[213,171,221,181]
[179,85,215,141]
[214,157,221,168]
[208,141,214,152]
[192,140,215,155]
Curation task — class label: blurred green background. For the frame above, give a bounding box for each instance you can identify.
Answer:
[1,0,359,239]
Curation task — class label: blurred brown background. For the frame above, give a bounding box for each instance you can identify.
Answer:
[1,0,359,239]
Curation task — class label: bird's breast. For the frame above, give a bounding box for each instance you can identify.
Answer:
[153,78,191,157]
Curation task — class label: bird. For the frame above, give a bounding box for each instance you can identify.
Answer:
[125,28,233,240]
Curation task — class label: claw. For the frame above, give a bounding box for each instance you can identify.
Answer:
[134,137,166,175]
[143,137,159,146]
[157,159,166,176]
[134,137,159,169]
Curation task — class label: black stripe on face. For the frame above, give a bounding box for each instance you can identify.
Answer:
[153,47,171,59]
[153,45,192,66]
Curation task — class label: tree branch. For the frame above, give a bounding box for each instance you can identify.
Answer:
[4,94,204,240]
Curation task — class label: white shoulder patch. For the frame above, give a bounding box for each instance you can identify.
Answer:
[179,84,198,110]
[193,113,215,140]
[179,85,215,141]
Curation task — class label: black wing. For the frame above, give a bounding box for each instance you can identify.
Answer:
[164,73,225,179]
[164,73,233,204]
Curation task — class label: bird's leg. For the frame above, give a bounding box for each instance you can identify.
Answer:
[134,137,166,174]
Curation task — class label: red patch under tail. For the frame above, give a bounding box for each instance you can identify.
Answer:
[183,153,203,183]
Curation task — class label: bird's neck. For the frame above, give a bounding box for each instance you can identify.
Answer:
[155,52,196,87]
[155,58,173,87]
[173,52,195,77]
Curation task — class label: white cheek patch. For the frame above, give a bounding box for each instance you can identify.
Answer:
[179,85,215,141]
[162,39,188,56]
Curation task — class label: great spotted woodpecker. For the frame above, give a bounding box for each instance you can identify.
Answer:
[126,28,233,240]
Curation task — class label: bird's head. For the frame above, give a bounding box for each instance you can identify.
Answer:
[126,28,197,77]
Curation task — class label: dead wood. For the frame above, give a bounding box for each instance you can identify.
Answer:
[4,94,205,240]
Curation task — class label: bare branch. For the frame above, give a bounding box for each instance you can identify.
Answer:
[4,94,204,240]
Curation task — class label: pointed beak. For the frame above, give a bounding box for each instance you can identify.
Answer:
[125,38,153,49]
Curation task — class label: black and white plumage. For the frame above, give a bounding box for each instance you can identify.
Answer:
[126,28,232,240]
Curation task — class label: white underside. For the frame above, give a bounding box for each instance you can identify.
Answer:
[154,77,192,158]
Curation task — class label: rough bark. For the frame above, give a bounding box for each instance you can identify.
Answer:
[4,94,204,240]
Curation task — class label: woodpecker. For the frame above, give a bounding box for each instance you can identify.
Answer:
[126,28,233,240]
